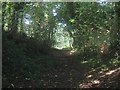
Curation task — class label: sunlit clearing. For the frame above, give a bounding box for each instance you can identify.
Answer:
[53,26,73,49]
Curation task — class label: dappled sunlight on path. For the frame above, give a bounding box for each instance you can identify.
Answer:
[36,49,119,88]
[3,48,119,88]
[79,67,120,88]
[37,49,119,88]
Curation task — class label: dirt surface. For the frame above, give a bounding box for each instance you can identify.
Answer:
[45,49,120,88]
[3,49,120,88]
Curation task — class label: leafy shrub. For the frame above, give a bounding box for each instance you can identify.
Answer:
[2,31,58,79]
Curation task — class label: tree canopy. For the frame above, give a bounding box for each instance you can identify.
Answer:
[2,2,120,88]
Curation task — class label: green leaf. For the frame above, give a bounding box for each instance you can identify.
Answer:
[69,19,75,23]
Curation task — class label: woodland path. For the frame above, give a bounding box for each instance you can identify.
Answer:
[6,49,120,88]
[37,49,120,88]
[39,49,89,88]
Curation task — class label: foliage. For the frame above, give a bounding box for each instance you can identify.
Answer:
[2,2,120,88]
[2,31,58,82]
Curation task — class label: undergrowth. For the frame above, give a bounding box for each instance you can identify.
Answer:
[2,31,58,87]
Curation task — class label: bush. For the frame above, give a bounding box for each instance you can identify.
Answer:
[2,31,58,79]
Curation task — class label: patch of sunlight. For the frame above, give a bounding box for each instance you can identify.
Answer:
[54,46,63,50]
[79,83,92,88]
[101,64,107,68]
[87,75,93,79]
[52,9,57,16]
[101,65,109,71]
[81,61,88,64]
[69,49,77,55]
[69,19,75,23]
[106,67,120,75]
[109,58,119,66]
[88,68,96,73]
[100,74,106,78]
[24,19,32,25]
[58,23,62,26]
[45,13,48,18]
[91,79,100,84]
[53,27,73,49]
[92,69,96,72]
[97,0,108,5]
[106,70,116,75]
[25,78,30,80]
[99,71,103,74]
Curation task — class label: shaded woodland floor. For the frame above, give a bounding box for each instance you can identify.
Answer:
[3,48,120,88]
[2,1,120,88]
[2,2,120,88]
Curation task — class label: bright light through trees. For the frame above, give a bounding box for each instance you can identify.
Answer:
[97,0,108,5]
[54,23,73,49]
[53,9,57,16]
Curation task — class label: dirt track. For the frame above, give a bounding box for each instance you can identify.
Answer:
[4,49,120,88]
[39,49,120,88]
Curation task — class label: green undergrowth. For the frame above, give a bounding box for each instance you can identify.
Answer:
[79,52,120,71]
[2,33,59,86]
[71,48,120,71]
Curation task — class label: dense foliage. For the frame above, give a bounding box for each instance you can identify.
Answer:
[2,2,120,88]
